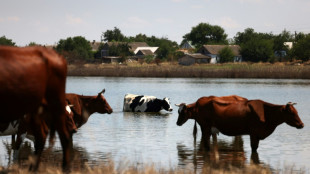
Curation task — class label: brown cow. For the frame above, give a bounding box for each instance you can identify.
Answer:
[11,101,78,152]
[66,89,113,128]
[10,89,112,154]
[48,89,113,142]
[0,46,72,171]
[176,95,304,152]
[190,95,248,139]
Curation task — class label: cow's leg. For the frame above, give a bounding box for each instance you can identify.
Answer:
[29,118,48,171]
[201,126,212,151]
[57,124,73,172]
[250,135,259,153]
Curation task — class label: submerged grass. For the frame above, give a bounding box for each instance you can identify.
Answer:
[67,62,310,79]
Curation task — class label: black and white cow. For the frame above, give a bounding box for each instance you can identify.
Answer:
[123,94,173,112]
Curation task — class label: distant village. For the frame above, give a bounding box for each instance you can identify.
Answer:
[88,40,293,66]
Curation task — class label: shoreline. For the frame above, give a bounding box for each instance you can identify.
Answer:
[67,62,310,79]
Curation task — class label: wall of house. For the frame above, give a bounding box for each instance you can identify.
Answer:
[178,56,195,66]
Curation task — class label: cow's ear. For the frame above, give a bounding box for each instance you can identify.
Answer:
[248,100,265,123]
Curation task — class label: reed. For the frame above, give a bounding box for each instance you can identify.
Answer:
[67,62,310,79]
[0,160,273,174]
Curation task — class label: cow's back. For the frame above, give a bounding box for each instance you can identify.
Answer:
[0,46,67,122]
[123,94,156,112]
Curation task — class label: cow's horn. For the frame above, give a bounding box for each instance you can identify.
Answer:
[287,102,297,106]
[99,89,105,95]
[175,103,186,107]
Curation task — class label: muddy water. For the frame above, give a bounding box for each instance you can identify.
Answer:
[1,77,310,172]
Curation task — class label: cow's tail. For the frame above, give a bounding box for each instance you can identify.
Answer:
[193,120,197,139]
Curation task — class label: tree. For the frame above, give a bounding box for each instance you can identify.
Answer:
[235,28,274,62]
[241,39,274,62]
[101,27,125,42]
[108,43,133,57]
[218,47,235,63]
[0,36,16,46]
[292,34,310,61]
[56,36,93,62]
[183,23,228,48]
[28,42,40,46]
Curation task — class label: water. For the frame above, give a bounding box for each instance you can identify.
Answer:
[1,77,310,172]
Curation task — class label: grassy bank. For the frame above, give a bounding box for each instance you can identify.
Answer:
[0,161,272,174]
[68,62,310,79]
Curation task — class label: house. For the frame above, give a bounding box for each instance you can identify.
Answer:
[102,56,122,63]
[198,45,242,64]
[178,41,195,54]
[134,47,159,54]
[136,49,155,58]
[90,40,101,52]
[101,42,149,57]
[178,53,211,66]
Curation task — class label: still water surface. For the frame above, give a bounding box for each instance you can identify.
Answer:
[1,77,310,172]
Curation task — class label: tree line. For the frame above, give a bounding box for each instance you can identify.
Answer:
[1,22,310,63]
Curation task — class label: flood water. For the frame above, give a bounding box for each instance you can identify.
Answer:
[1,77,310,172]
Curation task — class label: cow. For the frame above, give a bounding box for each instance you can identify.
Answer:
[12,89,112,152]
[191,95,248,139]
[65,89,113,128]
[9,102,77,153]
[176,95,304,152]
[123,93,173,112]
[0,46,72,171]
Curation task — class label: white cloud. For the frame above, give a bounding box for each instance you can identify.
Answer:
[66,14,84,25]
[155,18,173,24]
[171,0,186,2]
[7,16,20,22]
[0,16,20,22]
[122,16,150,29]
[219,17,240,29]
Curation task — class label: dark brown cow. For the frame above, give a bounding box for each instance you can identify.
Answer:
[9,89,112,154]
[176,95,304,152]
[11,101,78,151]
[0,46,72,170]
[66,89,113,128]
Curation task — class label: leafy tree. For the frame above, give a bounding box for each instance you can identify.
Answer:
[218,46,235,63]
[102,27,125,42]
[235,28,274,62]
[273,30,293,52]
[0,36,16,46]
[241,38,274,62]
[292,34,310,61]
[183,23,228,48]
[56,36,93,62]
[108,43,133,57]
[28,42,40,46]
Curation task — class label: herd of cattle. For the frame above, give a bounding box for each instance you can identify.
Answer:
[0,46,304,171]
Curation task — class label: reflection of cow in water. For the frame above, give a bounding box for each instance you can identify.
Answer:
[177,136,263,173]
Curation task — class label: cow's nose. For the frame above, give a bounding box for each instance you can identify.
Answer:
[108,109,113,114]
[169,108,173,112]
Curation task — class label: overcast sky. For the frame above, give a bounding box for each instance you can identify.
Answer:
[1,0,310,46]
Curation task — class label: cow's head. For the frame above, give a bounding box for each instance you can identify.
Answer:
[175,103,191,126]
[162,97,173,112]
[90,89,113,114]
[283,102,304,129]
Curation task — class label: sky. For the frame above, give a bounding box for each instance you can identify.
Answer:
[1,0,310,46]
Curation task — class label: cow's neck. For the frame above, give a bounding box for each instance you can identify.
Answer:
[259,104,286,138]
[79,96,96,120]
